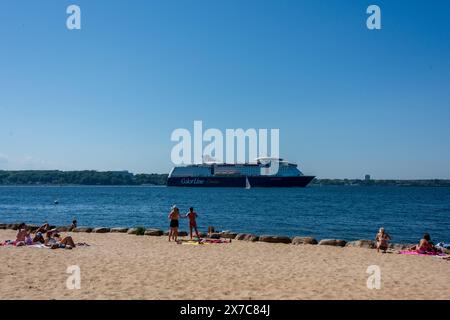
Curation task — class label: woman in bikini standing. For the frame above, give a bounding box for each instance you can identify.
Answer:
[375,227,391,253]
[168,206,180,242]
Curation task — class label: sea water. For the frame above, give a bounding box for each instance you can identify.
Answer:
[0,185,449,243]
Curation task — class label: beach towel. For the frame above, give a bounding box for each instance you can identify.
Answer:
[399,250,446,257]
[176,238,232,245]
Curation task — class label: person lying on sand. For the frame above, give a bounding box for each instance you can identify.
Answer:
[44,231,76,249]
[168,205,180,242]
[36,222,50,234]
[375,227,391,253]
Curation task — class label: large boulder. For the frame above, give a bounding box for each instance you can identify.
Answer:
[73,227,93,233]
[93,227,110,233]
[209,233,221,239]
[244,234,259,242]
[144,229,164,236]
[27,225,40,232]
[235,234,259,242]
[389,243,413,251]
[8,223,21,230]
[319,239,347,247]
[110,227,129,233]
[0,223,7,229]
[292,237,318,245]
[127,228,139,235]
[259,235,292,244]
[220,231,238,239]
[235,233,247,240]
[346,240,375,249]
[163,230,188,236]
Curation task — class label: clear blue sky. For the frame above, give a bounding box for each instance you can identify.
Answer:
[1,0,449,179]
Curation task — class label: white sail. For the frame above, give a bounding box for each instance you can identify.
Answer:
[245,176,251,189]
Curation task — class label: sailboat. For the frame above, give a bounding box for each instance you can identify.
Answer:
[245,176,251,189]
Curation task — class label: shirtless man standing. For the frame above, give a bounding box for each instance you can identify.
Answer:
[186,207,200,240]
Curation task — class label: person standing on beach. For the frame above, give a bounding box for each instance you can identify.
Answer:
[185,207,200,240]
[168,206,180,242]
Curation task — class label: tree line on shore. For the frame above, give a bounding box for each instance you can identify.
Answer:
[0,170,168,186]
[0,170,449,187]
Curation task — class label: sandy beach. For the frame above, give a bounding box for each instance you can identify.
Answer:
[1,229,449,300]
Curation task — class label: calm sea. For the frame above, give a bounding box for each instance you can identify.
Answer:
[0,186,449,243]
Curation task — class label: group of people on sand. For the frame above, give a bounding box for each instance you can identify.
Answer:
[168,206,200,242]
[375,227,444,254]
[6,220,82,249]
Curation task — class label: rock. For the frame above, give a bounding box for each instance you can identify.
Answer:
[235,234,259,242]
[209,233,221,239]
[55,226,69,232]
[259,235,292,244]
[389,243,413,251]
[73,227,93,233]
[127,228,139,235]
[319,239,347,247]
[110,227,129,233]
[235,233,247,240]
[163,230,187,236]
[8,223,21,230]
[244,234,259,242]
[144,229,164,236]
[292,237,318,245]
[26,225,39,232]
[93,227,110,233]
[0,223,7,229]
[220,231,238,239]
[345,240,375,249]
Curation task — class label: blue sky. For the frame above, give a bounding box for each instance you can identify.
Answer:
[1,0,449,179]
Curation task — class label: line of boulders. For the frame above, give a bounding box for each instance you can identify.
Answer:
[0,223,415,250]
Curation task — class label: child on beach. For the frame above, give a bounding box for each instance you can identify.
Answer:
[168,205,180,242]
[375,227,391,253]
[185,207,200,240]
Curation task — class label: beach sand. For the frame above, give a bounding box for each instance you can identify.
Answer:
[1,229,449,300]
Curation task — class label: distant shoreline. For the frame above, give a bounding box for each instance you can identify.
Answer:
[1,170,450,187]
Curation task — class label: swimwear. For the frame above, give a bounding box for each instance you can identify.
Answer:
[170,219,179,228]
[187,212,197,228]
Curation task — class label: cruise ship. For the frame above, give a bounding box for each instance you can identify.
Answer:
[167,158,315,188]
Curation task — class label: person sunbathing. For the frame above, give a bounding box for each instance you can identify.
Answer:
[413,233,437,254]
[44,231,76,249]
[15,223,31,246]
[36,222,50,234]
[375,227,391,253]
